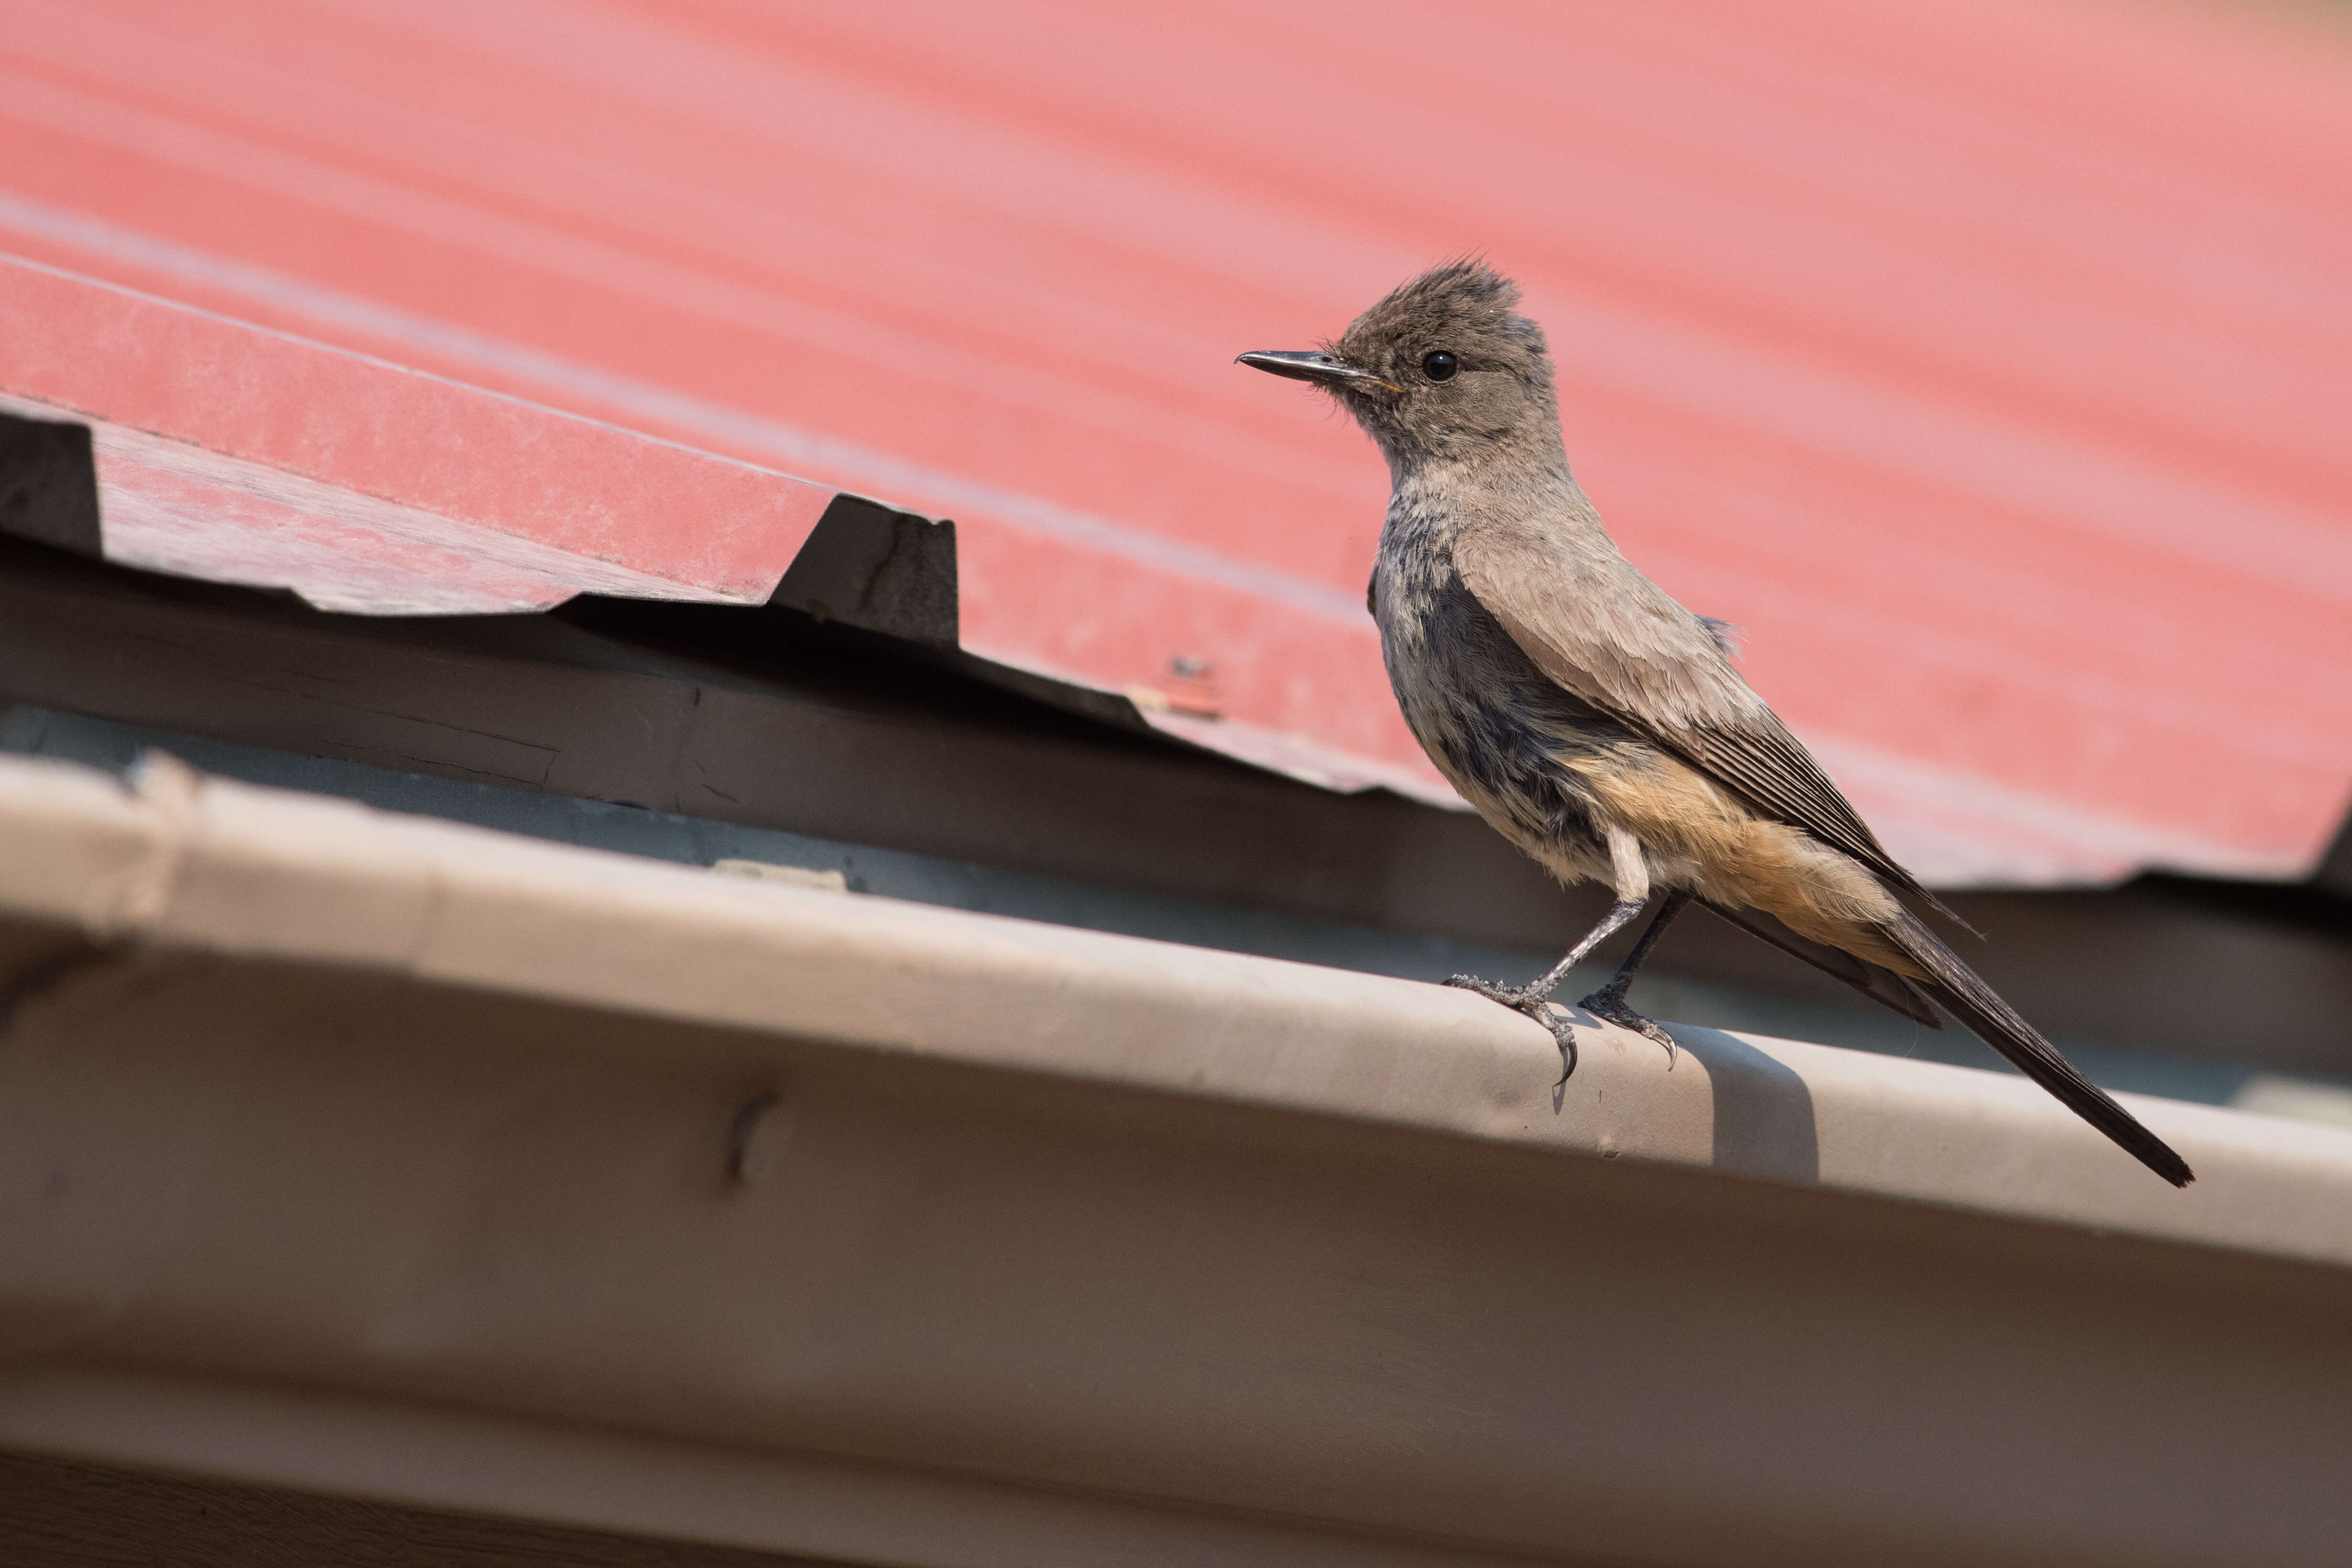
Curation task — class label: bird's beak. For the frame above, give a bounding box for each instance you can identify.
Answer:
[1236,350,1400,393]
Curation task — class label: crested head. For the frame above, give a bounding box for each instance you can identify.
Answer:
[1326,261,1560,469]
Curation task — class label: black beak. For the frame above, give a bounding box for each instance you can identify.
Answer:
[1236,350,1399,392]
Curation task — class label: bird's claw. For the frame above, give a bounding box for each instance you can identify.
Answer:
[1531,1002,1581,1087]
[1448,974,1580,1083]
[1576,987,1679,1067]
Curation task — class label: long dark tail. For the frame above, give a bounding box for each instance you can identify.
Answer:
[1881,908,2193,1187]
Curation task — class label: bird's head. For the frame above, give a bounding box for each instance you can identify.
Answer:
[1237,260,1559,470]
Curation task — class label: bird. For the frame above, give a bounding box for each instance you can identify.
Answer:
[1238,260,2192,1187]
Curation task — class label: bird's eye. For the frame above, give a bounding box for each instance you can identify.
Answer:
[1422,350,1459,382]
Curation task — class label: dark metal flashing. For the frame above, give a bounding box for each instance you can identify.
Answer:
[0,408,101,559]
[767,493,960,649]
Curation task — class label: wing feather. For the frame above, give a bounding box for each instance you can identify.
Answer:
[1452,515,1942,909]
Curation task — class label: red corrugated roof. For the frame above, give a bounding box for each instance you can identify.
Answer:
[2,0,2348,886]
[0,258,839,612]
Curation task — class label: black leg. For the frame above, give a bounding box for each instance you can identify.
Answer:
[1587,890,1690,1001]
[1576,890,1691,1064]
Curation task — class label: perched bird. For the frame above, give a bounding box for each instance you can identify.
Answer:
[1239,261,2191,1187]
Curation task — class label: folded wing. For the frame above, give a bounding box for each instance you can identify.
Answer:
[1451,508,1943,911]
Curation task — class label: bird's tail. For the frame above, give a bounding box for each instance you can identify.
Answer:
[1880,907,2193,1187]
[1700,899,1943,1029]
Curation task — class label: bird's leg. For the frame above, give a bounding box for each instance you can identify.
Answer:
[1576,889,1692,1064]
[1447,896,1648,1080]
[1447,897,1647,1010]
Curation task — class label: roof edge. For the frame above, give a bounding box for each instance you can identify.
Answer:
[1,748,2346,1267]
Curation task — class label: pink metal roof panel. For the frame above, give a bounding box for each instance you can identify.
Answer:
[0,257,837,608]
[1,0,2348,886]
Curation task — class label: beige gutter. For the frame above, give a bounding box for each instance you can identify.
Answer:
[2,751,2350,1566]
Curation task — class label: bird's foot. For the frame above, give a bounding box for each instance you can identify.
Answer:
[1448,973,1580,1085]
[1575,985,1679,1067]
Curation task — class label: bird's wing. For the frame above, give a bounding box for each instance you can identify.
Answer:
[1452,515,1938,906]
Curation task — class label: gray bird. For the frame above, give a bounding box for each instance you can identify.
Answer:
[1240,261,2191,1187]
